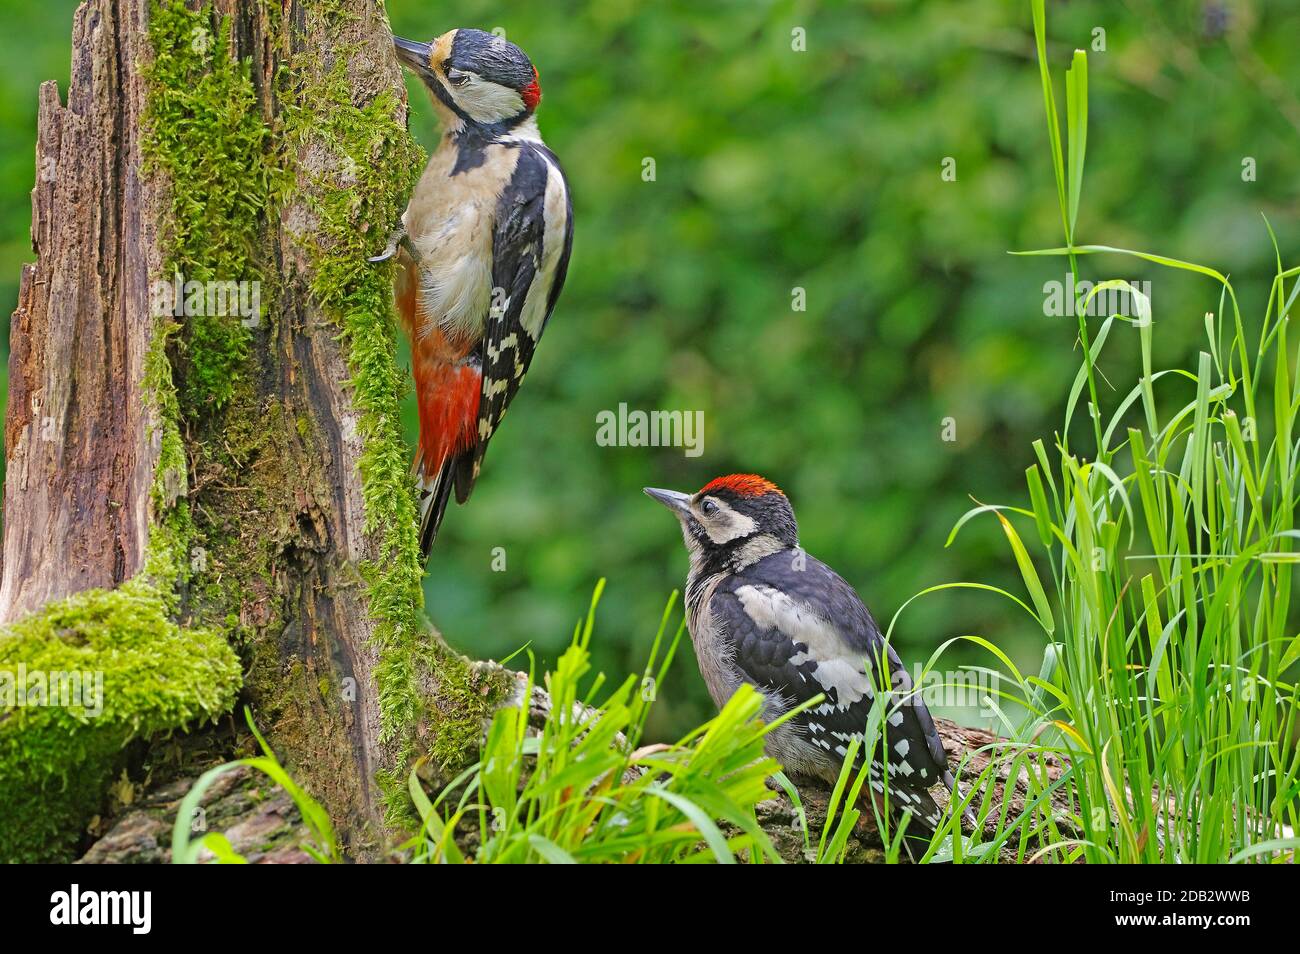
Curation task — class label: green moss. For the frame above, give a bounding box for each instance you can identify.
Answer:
[281,15,428,765]
[425,650,512,772]
[0,0,279,862]
[140,0,289,652]
[374,649,512,826]
[142,0,464,834]
[137,0,287,650]
[0,556,241,862]
[4,0,504,857]
[141,0,279,417]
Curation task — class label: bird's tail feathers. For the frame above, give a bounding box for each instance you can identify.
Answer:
[417,454,457,563]
[892,785,944,863]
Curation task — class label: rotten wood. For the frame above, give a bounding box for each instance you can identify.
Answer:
[1,1,162,621]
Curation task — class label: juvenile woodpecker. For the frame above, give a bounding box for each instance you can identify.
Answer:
[377,28,573,558]
[645,474,958,834]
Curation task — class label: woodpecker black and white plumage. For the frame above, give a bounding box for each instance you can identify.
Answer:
[645,474,958,836]
[375,28,573,559]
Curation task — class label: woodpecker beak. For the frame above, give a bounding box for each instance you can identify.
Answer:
[644,487,692,516]
[393,36,435,75]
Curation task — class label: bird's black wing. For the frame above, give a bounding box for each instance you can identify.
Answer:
[711,553,950,805]
[453,142,572,503]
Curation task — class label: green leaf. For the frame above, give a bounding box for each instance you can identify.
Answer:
[1064,49,1088,238]
[995,511,1056,634]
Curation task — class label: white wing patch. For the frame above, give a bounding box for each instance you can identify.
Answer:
[734,583,873,708]
[518,150,569,340]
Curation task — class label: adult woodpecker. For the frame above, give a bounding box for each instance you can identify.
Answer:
[645,474,959,836]
[374,28,573,558]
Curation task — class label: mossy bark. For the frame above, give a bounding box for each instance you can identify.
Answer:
[1,0,505,862]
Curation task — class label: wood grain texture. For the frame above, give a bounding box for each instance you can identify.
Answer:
[1,1,161,622]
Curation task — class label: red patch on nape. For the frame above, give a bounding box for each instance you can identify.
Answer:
[521,68,542,111]
[699,474,782,499]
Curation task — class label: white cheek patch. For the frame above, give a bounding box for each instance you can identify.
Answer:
[702,500,757,544]
[455,75,527,125]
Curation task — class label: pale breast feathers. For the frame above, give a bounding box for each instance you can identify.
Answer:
[405,141,525,341]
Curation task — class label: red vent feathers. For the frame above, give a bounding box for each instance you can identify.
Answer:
[699,474,782,498]
[522,68,542,111]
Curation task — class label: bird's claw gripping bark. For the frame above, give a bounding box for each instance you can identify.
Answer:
[368,225,410,263]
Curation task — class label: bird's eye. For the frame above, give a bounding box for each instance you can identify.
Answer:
[701,499,719,517]
[446,68,471,88]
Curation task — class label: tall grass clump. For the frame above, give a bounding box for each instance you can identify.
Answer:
[404,584,810,863]
[915,0,1300,863]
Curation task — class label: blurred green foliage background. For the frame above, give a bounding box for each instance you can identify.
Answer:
[2,1,1298,739]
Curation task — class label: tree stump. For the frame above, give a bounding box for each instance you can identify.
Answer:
[0,0,504,863]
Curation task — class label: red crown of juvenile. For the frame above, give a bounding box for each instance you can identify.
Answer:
[699,474,782,498]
